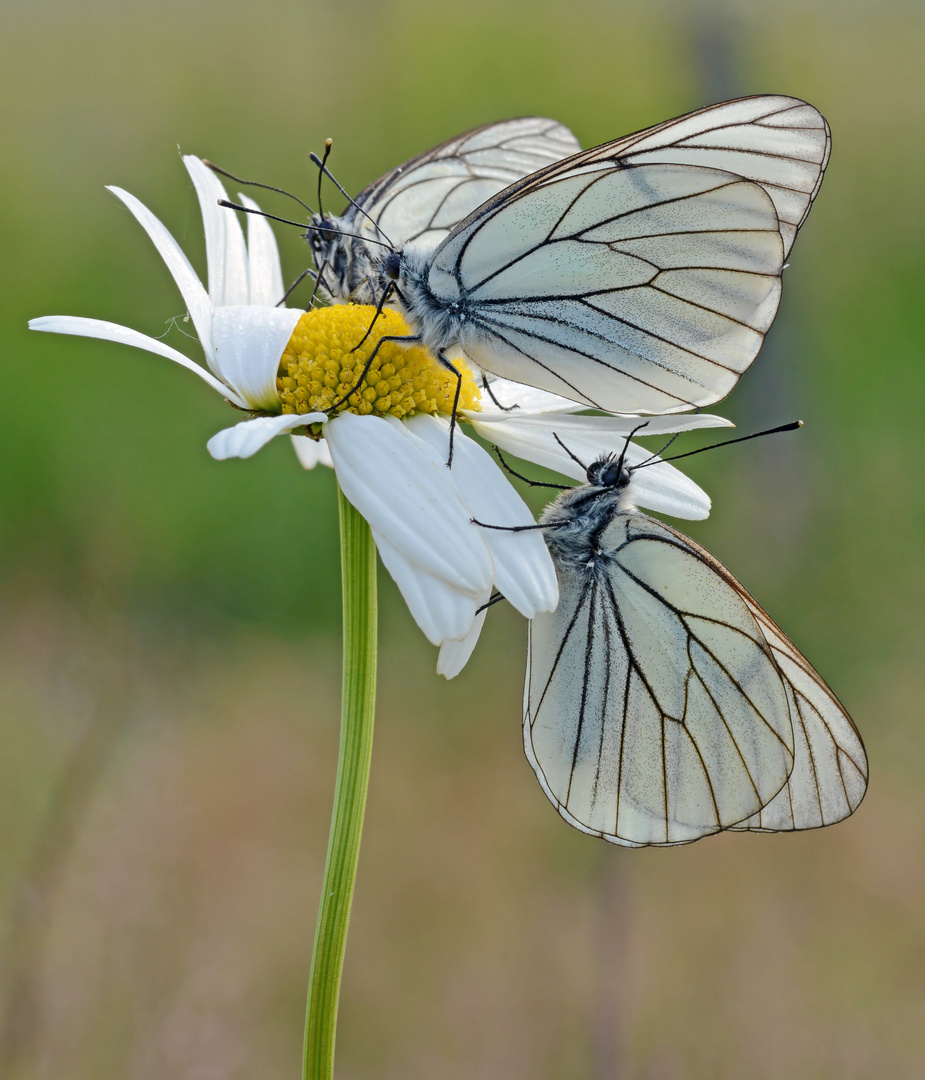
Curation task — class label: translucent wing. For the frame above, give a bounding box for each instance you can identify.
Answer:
[428,161,784,414]
[730,600,868,831]
[563,94,830,258]
[345,117,581,253]
[636,523,868,831]
[525,512,795,847]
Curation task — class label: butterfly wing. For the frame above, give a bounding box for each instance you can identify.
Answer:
[729,600,868,831]
[566,94,830,258]
[427,160,784,413]
[525,512,795,846]
[635,523,868,831]
[344,117,582,253]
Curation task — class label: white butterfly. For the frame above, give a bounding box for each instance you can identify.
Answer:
[524,445,867,847]
[366,95,830,415]
[306,117,581,304]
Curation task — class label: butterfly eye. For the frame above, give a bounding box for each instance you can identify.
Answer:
[381,251,402,280]
[588,458,628,489]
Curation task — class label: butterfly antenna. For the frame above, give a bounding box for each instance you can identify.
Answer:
[634,429,685,468]
[218,200,393,247]
[635,420,803,469]
[552,433,589,472]
[316,138,332,218]
[203,160,315,215]
[310,150,396,249]
[616,421,651,473]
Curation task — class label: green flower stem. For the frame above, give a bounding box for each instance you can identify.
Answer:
[303,486,378,1080]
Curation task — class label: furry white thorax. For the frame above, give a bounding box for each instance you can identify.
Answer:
[377,244,472,353]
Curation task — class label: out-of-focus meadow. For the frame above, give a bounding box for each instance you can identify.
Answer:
[1,0,923,1076]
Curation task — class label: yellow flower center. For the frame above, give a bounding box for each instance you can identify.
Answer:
[277,306,480,423]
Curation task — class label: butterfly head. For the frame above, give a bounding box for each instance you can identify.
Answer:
[587,454,632,492]
[381,250,402,280]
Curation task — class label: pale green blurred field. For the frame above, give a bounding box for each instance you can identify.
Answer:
[2,1,924,1077]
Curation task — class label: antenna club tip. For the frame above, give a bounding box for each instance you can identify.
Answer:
[796,419,804,427]
[202,159,215,169]
[325,138,333,148]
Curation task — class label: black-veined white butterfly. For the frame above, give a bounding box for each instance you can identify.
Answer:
[522,439,867,847]
[306,117,582,304]
[360,95,829,417]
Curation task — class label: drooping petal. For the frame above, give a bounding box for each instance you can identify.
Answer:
[240,193,286,306]
[468,411,733,481]
[207,411,326,460]
[627,451,713,520]
[324,412,493,596]
[28,315,247,407]
[404,415,558,618]
[291,435,333,470]
[469,411,725,519]
[372,530,479,645]
[436,592,491,679]
[210,305,303,411]
[106,185,215,364]
[183,156,250,308]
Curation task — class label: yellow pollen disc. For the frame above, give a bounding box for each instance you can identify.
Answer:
[277,306,481,425]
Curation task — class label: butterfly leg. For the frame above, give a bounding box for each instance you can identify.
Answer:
[277,265,319,308]
[470,518,560,533]
[491,447,568,490]
[481,375,518,412]
[434,350,464,468]
[325,331,424,414]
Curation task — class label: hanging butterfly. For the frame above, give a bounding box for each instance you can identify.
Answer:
[344,94,831,417]
[519,430,867,847]
[306,117,582,304]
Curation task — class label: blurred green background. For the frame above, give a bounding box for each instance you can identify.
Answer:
[2,0,923,1076]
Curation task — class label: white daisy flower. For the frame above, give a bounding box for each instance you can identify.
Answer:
[29,156,732,677]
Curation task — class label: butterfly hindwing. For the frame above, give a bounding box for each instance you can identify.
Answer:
[731,600,868,831]
[525,512,796,847]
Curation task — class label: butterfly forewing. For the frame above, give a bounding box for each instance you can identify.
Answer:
[526,95,830,258]
[433,163,783,414]
[525,513,795,847]
[347,117,581,253]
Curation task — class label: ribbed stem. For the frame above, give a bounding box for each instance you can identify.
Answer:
[303,486,378,1080]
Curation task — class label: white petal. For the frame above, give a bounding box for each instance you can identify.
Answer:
[626,447,713,520]
[405,415,558,618]
[106,184,215,365]
[436,593,491,679]
[210,305,302,411]
[28,315,246,406]
[373,530,478,645]
[471,377,588,416]
[183,156,250,308]
[470,411,717,520]
[291,434,333,470]
[207,411,325,460]
[468,410,733,480]
[240,193,286,306]
[324,412,492,596]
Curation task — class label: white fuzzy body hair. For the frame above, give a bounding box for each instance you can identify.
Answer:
[377,244,481,353]
[540,463,639,573]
